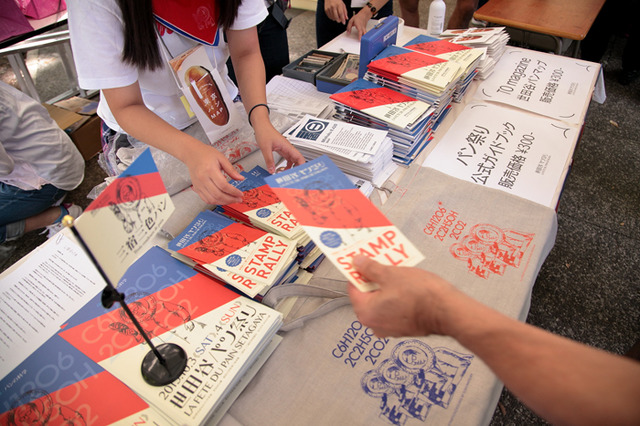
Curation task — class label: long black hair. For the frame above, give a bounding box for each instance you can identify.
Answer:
[117,0,243,71]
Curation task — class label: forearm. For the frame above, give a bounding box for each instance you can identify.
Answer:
[228,32,270,133]
[111,102,202,163]
[445,296,640,425]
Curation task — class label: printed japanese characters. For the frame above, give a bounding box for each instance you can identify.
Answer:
[473,47,601,125]
[265,156,425,292]
[423,102,579,207]
[169,45,241,146]
[74,149,174,285]
[57,247,282,425]
[185,65,230,125]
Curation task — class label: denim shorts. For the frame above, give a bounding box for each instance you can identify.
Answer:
[0,182,67,242]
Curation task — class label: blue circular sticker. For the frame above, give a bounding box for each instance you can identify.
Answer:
[320,230,342,248]
[225,254,242,267]
[256,208,272,218]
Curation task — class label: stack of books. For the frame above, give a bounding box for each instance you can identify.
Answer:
[402,34,483,101]
[330,78,435,165]
[1,246,283,425]
[167,210,299,299]
[284,114,397,187]
[364,44,461,128]
[215,165,323,268]
[439,27,510,79]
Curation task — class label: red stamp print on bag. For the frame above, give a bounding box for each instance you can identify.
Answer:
[449,224,534,279]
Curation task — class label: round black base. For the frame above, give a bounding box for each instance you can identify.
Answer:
[141,343,188,386]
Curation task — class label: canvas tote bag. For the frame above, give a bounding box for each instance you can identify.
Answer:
[222,166,558,426]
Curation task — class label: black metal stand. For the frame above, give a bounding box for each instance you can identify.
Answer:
[64,216,187,386]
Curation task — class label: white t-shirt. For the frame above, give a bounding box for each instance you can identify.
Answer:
[67,0,268,133]
[0,82,84,191]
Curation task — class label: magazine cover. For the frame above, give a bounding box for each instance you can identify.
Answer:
[168,210,298,294]
[57,247,283,425]
[331,78,433,130]
[265,155,425,292]
[0,334,168,425]
[74,148,174,285]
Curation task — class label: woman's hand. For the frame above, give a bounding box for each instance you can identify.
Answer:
[182,141,245,205]
[253,123,306,173]
[325,0,349,24]
[346,8,373,40]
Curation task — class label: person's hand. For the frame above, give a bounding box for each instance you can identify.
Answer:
[346,9,372,40]
[254,124,306,174]
[325,0,348,24]
[183,142,245,205]
[348,255,458,337]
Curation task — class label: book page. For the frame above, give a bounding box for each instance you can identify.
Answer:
[0,232,102,379]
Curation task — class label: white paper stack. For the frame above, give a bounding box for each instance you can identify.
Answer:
[284,115,397,187]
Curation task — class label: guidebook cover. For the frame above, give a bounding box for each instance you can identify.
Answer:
[0,334,167,425]
[57,246,283,425]
[221,166,303,241]
[265,155,425,292]
[168,210,298,293]
[367,45,461,92]
[74,148,174,285]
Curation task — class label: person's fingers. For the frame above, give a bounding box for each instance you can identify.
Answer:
[352,255,387,285]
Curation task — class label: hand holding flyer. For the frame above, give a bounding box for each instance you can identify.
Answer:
[265,155,425,292]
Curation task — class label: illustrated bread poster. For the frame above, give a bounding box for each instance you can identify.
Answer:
[170,45,241,142]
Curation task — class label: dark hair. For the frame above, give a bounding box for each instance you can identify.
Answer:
[117,0,243,71]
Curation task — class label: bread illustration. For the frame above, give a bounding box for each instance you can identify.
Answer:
[184,65,230,126]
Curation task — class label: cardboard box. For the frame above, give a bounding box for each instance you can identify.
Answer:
[43,97,102,161]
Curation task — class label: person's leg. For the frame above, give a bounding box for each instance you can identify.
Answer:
[447,0,479,29]
[258,1,291,83]
[398,0,420,28]
[0,182,68,243]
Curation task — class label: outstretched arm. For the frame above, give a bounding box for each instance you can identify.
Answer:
[227,27,305,173]
[349,255,640,426]
[102,82,244,205]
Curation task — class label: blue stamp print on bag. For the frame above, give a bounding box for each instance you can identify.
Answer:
[361,340,475,425]
[320,230,342,248]
[226,254,242,267]
[256,208,272,218]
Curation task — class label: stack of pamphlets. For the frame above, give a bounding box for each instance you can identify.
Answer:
[364,44,460,127]
[265,155,425,292]
[284,114,397,187]
[439,27,510,79]
[330,78,435,165]
[167,210,299,299]
[1,246,283,425]
[402,34,483,101]
[216,166,308,247]
[215,165,321,268]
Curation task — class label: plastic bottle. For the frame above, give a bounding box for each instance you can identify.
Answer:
[427,0,446,36]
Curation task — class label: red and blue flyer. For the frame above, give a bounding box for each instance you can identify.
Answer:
[168,210,298,296]
[74,148,174,285]
[57,246,282,424]
[265,156,425,292]
[331,78,433,131]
